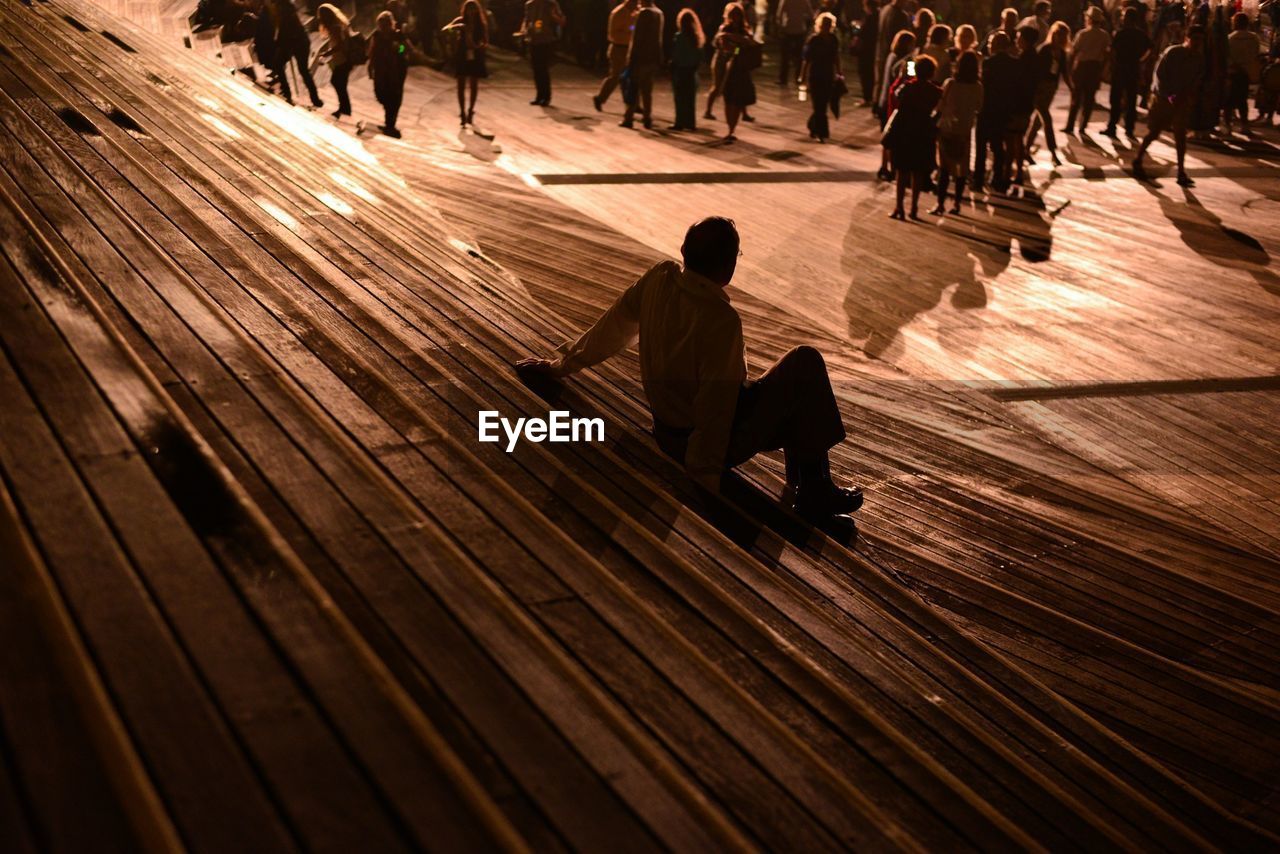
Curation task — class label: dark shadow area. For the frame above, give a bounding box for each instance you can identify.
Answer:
[1145,184,1279,296]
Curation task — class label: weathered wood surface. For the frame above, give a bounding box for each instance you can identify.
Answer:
[0,0,1277,848]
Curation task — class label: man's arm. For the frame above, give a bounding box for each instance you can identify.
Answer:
[685,313,747,493]
[517,269,648,378]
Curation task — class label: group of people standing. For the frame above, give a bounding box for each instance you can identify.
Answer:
[869,0,1269,219]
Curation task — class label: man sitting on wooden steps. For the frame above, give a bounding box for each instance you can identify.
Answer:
[516,217,863,521]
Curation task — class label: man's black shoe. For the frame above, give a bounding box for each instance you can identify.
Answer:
[793,482,864,519]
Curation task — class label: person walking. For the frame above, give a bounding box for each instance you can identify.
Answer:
[267,0,324,107]
[670,8,705,129]
[800,12,842,140]
[713,3,758,138]
[777,0,815,85]
[884,54,942,219]
[517,0,566,106]
[1134,24,1206,186]
[593,0,638,110]
[854,0,880,103]
[621,0,664,127]
[444,0,488,126]
[1223,12,1261,136]
[1102,5,1150,136]
[974,30,1016,190]
[316,3,353,118]
[516,216,864,520]
[1063,6,1110,133]
[1024,20,1069,166]
[1018,0,1052,44]
[934,49,983,213]
[367,9,409,136]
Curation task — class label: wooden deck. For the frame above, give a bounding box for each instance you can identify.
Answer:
[0,1,1277,849]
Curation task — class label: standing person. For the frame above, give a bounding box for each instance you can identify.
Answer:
[316,3,353,118]
[717,2,759,140]
[593,0,638,110]
[367,9,409,136]
[517,0,566,106]
[777,0,815,85]
[1102,5,1150,135]
[670,9,705,129]
[922,23,953,80]
[800,12,842,140]
[704,2,738,119]
[1019,0,1052,44]
[1009,25,1040,183]
[267,0,324,107]
[953,23,978,56]
[445,0,488,126]
[934,50,983,213]
[515,216,864,519]
[854,0,880,104]
[874,0,913,105]
[1223,12,1260,136]
[621,0,664,127]
[1064,6,1110,133]
[974,30,1016,190]
[1024,20,1069,166]
[1133,24,1207,185]
[885,55,942,219]
[913,6,934,49]
[983,7,1019,55]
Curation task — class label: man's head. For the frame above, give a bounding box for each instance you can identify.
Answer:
[681,217,740,285]
[1122,6,1141,27]
[1034,0,1051,19]
[1001,6,1018,28]
[1016,24,1038,52]
[1186,22,1206,49]
[1232,12,1249,30]
[989,29,1011,53]
[914,54,936,80]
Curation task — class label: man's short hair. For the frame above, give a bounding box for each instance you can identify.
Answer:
[681,217,739,277]
[989,30,1011,52]
[1232,12,1249,29]
[1034,0,1051,15]
[1016,24,1039,45]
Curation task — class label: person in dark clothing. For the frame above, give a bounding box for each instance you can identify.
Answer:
[800,12,842,140]
[268,0,323,107]
[516,216,864,521]
[874,0,912,104]
[1024,19,1068,166]
[368,10,409,136]
[316,3,353,118]
[621,0,664,127]
[412,0,438,54]
[1134,25,1206,186]
[518,0,566,105]
[854,0,879,104]
[1103,6,1151,136]
[1009,25,1040,184]
[669,8,705,129]
[444,0,489,126]
[974,30,1016,190]
[885,55,942,219]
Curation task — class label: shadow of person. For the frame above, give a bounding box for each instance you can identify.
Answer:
[1144,183,1280,295]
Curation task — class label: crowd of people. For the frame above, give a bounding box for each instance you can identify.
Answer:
[229,0,1279,169]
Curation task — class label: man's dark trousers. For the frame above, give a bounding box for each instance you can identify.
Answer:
[655,346,847,473]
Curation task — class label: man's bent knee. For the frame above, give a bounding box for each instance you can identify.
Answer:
[783,345,826,373]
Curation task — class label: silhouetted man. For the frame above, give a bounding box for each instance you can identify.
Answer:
[1134,24,1205,186]
[974,31,1016,191]
[517,217,863,520]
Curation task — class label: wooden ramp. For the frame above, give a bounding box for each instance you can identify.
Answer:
[0,1,1277,849]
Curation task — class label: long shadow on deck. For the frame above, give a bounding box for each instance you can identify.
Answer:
[841,184,1061,360]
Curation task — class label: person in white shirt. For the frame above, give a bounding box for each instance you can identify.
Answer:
[517,217,863,519]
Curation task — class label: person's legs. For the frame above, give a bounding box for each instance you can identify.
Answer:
[294,43,323,106]
[274,59,293,102]
[909,169,923,217]
[725,102,741,137]
[596,42,627,105]
[1123,77,1139,134]
[468,77,479,117]
[1173,123,1189,182]
[639,66,655,124]
[933,161,950,213]
[1106,72,1126,132]
[331,62,351,115]
[858,55,875,102]
[457,76,467,121]
[892,167,907,216]
[531,43,552,103]
[721,346,859,515]
[809,82,831,138]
